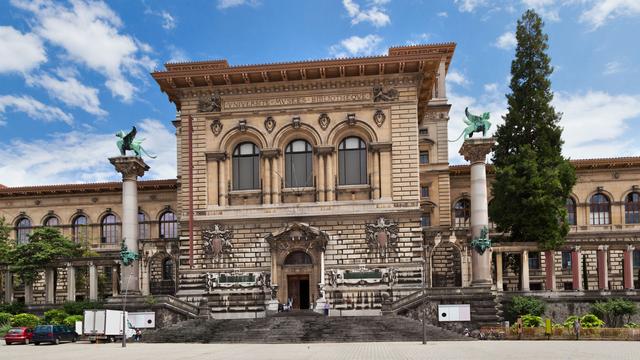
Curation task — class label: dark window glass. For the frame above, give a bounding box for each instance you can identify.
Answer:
[421,213,431,227]
[566,198,577,225]
[43,216,59,227]
[101,214,118,244]
[232,142,260,190]
[138,212,149,240]
[16,218,32,244]
[561,251,572,270]
[72,215,88,243]
[162,258,173,280]
[338,137,367,185]
[421,186,429,198]
[529,252,541,270]
[285,140,313,187]
[419,128,429,136]
[625,192,640,224]
[454,199,471,228]
[590,193,611,225]
[419,151,429,164]
[633,250,640,268]
[159,211,177,239]
[284,251,313,265]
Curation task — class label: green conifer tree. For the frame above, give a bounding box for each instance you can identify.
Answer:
[490,9,576,250]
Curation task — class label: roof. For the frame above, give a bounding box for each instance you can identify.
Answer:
[0,179,177,197]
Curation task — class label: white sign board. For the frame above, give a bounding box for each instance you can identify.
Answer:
[128,312,156,329]
[438,304,471,322]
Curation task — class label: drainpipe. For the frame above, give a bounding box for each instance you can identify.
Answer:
[188,115,194,268]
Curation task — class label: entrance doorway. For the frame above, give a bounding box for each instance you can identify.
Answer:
[287,275,310,310]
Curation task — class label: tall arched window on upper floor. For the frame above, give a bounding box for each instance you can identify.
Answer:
[625,192,640,224]
[138,211,150,240]
[453,199,471,228]
[43,216,59,227]
[16,217,32,244]
[590,193,611,225]
[72,215,88,243]
[285,140,313,188]
[232,142,260,190]
[566,197,577,226]
[159,211,177,239]
[338,136,367,185]
[162,258,174,281]
[101,214,118,244]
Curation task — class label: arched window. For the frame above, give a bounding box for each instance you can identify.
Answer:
[285,140,313,188]
[566,198,577,225]
[162,258,173,280]
[43,216,59,227]
[232,142,260,190]
[16,217,32,244]
[101,214,118,244]
[590,193,611,225]
[338,136,367,185]
[159,211,177,239]
[72,215,88,243]
[138,211,150,240]
[284,251,313,265]
[454,199,471,228]
[625,192,640,224]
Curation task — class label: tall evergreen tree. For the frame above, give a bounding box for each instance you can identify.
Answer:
[490,10,576,250]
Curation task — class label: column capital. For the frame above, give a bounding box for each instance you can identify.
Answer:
[109,156,150,181]
[459,138,495,164]
[369,142,392,153]
[598,245,609,251]
[626,244,636,251]
[314,145,335,155]
[261,148,281,159]
[573,245,581,252]
[205,151,227,161]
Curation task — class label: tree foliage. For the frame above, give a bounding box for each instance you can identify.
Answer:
[63,315,84,328]
[10,313,41,328]
[0,217,13,264]
[506,295,546,323]
[8,227,82,284]
[591,298,637,327]
[44,309,70,325]
[490,9,576,250]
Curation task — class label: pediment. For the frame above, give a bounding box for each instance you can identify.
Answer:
[265,222,329,252]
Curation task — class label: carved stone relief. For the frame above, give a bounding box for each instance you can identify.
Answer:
[373,85,399,102]
[327,266,398,286]
[203,270,269,292]
[202,224,233,260]
[210,118,223,136]
[238,119,247,132]
[265,222,329,253]
[264,116,276,133]
[365,217,399,258]
[318,113,330,130]
[198,93,222,112]
[373,109,386,127]
[292,116,301,129]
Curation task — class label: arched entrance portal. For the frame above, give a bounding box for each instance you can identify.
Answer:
[265,222,329,310]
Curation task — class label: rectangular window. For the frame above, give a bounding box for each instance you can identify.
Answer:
[419,128,429,136]
[528,252,541,270]
[421,186,429,198]
[634,250,640,268]
[420,214,431,227]
[419,151,429,164]
[561,251,572,270]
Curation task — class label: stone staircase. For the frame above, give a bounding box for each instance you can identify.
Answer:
[143,311,470,343]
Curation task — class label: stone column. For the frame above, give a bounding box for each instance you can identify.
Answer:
[66,264,76,302]
[495,252,503,291]
[3,272,13,303]
[325,153,335,201]
[571,246,583,291]
[45,268,55,304]
[112,266,120,296]
[623,245,635,290]
[211,160,219,206]
[141,260,150,296]
[271,155,280,205]
[89,262,98,301]
[545,250,556,291]
[459,138,495,287]
[521,250,530,291]
[110,156,149,294]
[24,283,33,305]
[597,245,609,290]
[372,151,380,199]
[379,148,392,199]
[317,154,325,202]
[219,159,227,206]
[263,157,272,204]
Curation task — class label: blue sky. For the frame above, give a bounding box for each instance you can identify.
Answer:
[0,0,639,186]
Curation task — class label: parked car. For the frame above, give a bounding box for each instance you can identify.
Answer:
[32,325,78,345]
[4,327,33,345]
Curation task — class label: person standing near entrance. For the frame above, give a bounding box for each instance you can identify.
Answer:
[323,300,330,316]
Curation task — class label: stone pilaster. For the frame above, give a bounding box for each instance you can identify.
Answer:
[66,264,76,302]
[109,156,149,294]
[545,250,556,291]
[3,272,13,303]
[597,245,609,290]
[45,268,56,304]
[89,262,98,301]
[624,245,635,290]
[521,250,530,291]
[571,246,583,291]
[495,252,503,291]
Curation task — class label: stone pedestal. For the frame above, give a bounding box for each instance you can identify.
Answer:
[459,138,495,287]
[109,156,150,294]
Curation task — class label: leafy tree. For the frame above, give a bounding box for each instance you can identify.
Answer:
[591,299,637,327]
[10,313,41,328]
[490,9,576,250]
[8,227,82,285]
[63,315,84,328]
[44,309,69,325]
[0,217,13,264]
[506,295,546,323]
[62,300,104,316]
[0,302,26,315]
[0,312,13,326]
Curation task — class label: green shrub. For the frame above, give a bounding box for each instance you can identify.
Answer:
[0,324,11,337]
[506,296,546,323]
[521,314,543,327]
[591,298,637,327]
[63,315,83,328]
[580,314,604,328]
[623,323,640,328]
[62,301,104,316]
[44,309,69,325]
[0,302,26,315]
[563,315,580,328]
[10,313,41,328]
[0,312,13,326]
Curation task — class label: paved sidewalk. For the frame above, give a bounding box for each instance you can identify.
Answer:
[1,341,638,360]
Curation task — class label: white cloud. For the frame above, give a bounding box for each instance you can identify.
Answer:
[217,0,259,9]
[454,0,487,12]
[494,31,517,50]
[580,0,640,29]
[26,70,107,116]
[521,0,562,21]
[329,34,384,58]
[603,61,624,75]
[405,33,431,45]
[0,26,47,73]
[0,94,73,125]
[0,119,176,186]
[342,0,391,27]
[437,11,448,17]
[11,0,156,102]
[167,45,189,63]
[446,70,470,87]
[160,11,176,30]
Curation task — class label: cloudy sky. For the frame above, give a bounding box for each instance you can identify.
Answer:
[0,0,638,186]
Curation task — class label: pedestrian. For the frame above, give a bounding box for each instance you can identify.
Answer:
[323,300,330,316]
[573,318,581,340]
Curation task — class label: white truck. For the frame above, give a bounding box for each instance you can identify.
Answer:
[83,309,136,343]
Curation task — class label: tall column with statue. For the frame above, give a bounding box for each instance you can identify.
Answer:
[456,108,495,286]
[109,126,153,294]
